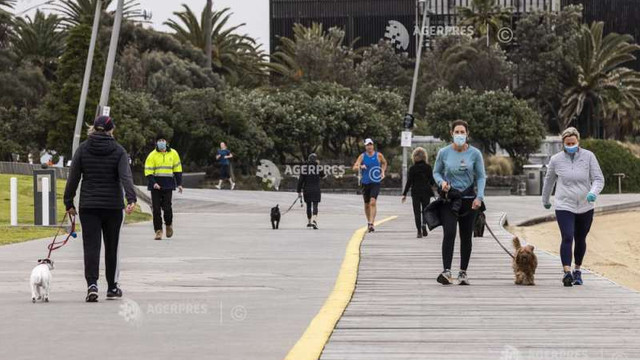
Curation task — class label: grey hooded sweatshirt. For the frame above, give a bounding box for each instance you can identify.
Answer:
[542,148,605,214]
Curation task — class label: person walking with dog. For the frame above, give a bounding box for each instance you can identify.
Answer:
[145,135,183,241]
[297,153,325,229]
[352,138,388,233]
[215,142,235,190]
[64,115,137,302]
[433,120,486,286]
[402,147,437,238]
[542,127,604,287]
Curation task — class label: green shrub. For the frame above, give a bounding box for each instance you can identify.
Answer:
[581,139,640,193]
[485,156,514,176]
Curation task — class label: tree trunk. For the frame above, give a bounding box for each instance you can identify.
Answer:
[204,0,213,69]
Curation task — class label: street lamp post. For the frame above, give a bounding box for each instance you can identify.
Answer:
[71,0,102,157]
[98,0,124,112]
[402,0,430,190]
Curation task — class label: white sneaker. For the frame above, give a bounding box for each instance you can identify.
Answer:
[215,184,221,190]
[230,182,236,190]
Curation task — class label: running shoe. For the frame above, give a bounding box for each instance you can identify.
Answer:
[573,270,583,285]
[457,270,470,285]
[312,220,318,230]
[166,225,173,238]
[563,271,574,287]
[107,286,123,300]
[215,184,221,190]
[307,222,313,228]
[231,182,236,190]
[437,270,453,285]
[86,284,99,303]
[368,224,375,233]
[154,230,162,240]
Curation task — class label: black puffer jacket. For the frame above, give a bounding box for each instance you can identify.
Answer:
[296,162,325,203]
[402,161,436,198]
[64,133,137,210]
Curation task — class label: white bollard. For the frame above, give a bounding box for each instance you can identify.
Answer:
[42,177,49,226]
[10,177,17,226]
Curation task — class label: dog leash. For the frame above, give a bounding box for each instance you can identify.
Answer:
[46,213,77,259]
[281,194,303,216]
[484,221,515,259]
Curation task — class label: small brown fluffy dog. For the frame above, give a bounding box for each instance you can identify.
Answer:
[513,237,537,285]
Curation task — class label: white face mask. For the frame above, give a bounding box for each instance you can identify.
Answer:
[453,134,467,147]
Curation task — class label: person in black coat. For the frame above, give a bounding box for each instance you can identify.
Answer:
[64,116,137,303]
[297,153,325,229]
[402,147,437,238]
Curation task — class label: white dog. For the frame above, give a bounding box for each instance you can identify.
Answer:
[30,259,54,303]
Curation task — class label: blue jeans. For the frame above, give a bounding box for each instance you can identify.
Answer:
[555,210,594,267]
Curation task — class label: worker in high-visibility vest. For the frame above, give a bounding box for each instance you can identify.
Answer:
[145,135,183,240]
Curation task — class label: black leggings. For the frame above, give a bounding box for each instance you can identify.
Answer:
[556,210,594,267]
[440,199,476,271]
[411,195,430,231]
[306,201,318,219]
[79,208,124,289]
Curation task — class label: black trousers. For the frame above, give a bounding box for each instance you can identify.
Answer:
[440,199,477,271]
[411,195,431,231]
[306,201,319,219]
[79,208,124,289]
[151,189,173,231]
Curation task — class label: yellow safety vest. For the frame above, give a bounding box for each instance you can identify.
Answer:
[144,149,183,178]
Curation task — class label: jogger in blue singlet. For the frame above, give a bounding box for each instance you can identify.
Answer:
[352,138,388,233]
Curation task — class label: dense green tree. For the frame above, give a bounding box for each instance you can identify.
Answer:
[458,0,511,42]
[0,106,46,161]
[11,10,66,79]
[560,22,640,138]
[0,49,48,108]
[426,88,545,171]
[164,4,266,87]
[0,0,14,48]
[269,23,359,88]
[355,40,413,91]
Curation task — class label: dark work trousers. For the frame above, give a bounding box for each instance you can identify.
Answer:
[556,209,594,267]
[411,195,431,231]
[306,201,319,219]
[440,199,477,271]
[151,189,173,231]
[79,208,124,289]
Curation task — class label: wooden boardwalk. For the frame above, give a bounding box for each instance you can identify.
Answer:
[321,213,640,360]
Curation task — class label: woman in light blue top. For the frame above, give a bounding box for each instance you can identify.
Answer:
[433,120,486,285]
[542,127,604,287]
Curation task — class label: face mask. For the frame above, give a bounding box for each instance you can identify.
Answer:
[453,134,467,147]
[157,141,167,151]
[564,144,578,154]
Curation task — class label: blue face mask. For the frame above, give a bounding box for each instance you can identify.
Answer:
[157,141,167,151]
[564,144,578,154]
[453,134,467,147]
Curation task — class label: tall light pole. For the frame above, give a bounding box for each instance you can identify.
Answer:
[402,0,430,190]
[98,0,124,111]
[71,0,102,156]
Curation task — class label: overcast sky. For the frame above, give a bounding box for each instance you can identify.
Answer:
[14,0,270,51]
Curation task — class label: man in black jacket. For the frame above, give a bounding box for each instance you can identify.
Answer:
[402,147,437,238]
[64,115,137,302]
[297,154,325,229]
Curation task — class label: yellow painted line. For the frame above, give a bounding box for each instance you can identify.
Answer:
[284,216,398,360]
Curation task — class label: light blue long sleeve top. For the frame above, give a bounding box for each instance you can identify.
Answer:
[433,145,487,200]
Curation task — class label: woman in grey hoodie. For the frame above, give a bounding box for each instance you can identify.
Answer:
[542,127,604,287]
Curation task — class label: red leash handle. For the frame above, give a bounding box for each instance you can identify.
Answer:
[46,213,77,259]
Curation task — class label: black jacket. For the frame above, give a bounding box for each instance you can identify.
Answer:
[402,161,436,198]
[296,162,324,203]
[64,133,137,210]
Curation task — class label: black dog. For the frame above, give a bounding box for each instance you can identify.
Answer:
[271,205,281,229]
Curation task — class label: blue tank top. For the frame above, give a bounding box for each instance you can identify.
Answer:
[361,151,381,184]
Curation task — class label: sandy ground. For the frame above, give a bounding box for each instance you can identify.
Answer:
[510,210,640,292]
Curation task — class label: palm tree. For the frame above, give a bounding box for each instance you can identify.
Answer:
[560,22,640,138]
[164,4,265,84]
[52,0,141,26]
[11,10,65,78]
[0,0,15,47]
[458,0,511,43]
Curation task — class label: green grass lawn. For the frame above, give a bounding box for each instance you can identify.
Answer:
[0,174,151,246]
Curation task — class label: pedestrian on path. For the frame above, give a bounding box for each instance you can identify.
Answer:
[352,138,388,233]
[216,142,235,190]
[297,153,325,229]
[145,135,183,240]
[542,127,604,287]
[402,147,437,238]
[63,115,137,302]
[433,120,486,285]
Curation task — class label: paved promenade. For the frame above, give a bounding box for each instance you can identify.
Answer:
[0,191,638,360]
